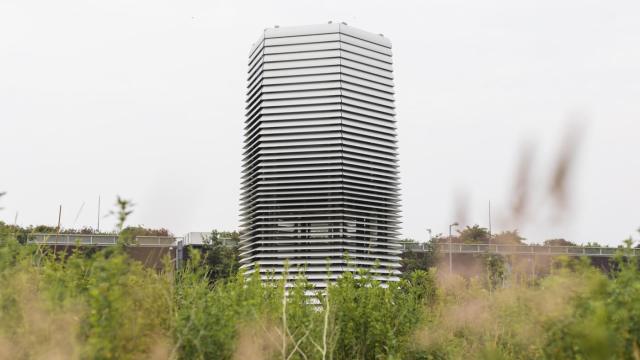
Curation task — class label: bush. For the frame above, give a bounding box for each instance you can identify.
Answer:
[544,245,640,359]
[0,239,173,359]
[0,232,437,359]
[3,227,640,359]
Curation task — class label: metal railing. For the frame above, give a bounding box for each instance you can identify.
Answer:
[29,235,633,256]
[135,236,177,246]
[28,234,177,247]
[400,242,638,257]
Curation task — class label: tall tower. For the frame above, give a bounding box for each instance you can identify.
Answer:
[240,23,401,287]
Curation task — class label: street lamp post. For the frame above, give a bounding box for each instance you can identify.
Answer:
[449,222,459,274]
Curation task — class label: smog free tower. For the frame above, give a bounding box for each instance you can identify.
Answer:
[240,23,401,287]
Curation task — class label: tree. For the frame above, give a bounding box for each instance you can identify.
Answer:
[119,225,171,240]
[458,225,490,244]
[486,254,506,290]
[544,238,576,246]
[201,229,240,282]
[401,238,439,275]
[493,230,526,245]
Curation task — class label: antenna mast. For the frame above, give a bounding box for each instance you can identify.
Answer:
[97,196,101,232]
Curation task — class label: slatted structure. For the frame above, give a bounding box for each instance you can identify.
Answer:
[240,23,402,287]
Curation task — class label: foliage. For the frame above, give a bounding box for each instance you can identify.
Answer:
[493,230,526,245]
[0,221,170,246]
[585,241,603,247]
[108,196,134,233]
[324,269,435,359]
[485,254,506,290]
[3,206,640,359]
[418,257,594,358]
[544,238,577,246]
[401,239,438,275]
[0,229,437,359]
[199,229,240,282]
[544,241,640,359]
[2,237,640,359]
[173,260,437,360]
[0,239,172,359]
[119,225,171,239]
[458,225,491,244]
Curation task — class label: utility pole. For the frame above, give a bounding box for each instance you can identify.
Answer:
[11,212,19,243]
[56,205,62,235]
[425,228,432,251]
[488,200,492,236]
[488,200,492,250]
[449,222,459,274]
[97,196,101,232]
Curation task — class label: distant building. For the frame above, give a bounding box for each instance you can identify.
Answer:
[240,23,402,287]
[182,232,238,247]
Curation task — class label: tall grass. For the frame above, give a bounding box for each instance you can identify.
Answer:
[1,223,640,359]
[0,233,434,359]
[0,238,173,359]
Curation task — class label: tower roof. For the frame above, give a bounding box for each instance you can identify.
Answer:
[250,22,391,55]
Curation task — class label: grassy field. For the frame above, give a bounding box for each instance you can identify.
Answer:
[1,223,640,360]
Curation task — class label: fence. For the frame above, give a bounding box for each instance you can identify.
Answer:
[400,242,638,257]
[28,234,177,247]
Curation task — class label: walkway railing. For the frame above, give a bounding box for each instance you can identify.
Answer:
[29,236,633,256]
[27,234,177,247]
[401,242,638,257]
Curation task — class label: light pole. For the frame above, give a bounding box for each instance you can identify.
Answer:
[426,228,432,242]
[449,222,459,274]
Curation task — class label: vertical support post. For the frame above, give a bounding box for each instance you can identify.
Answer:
[176,239,184,271]
[97,195,101,232]
[531,254,536,282]
[448,235,452,274]
[488,200,492,239]
[448,223,457,274]
[57,205,62,234]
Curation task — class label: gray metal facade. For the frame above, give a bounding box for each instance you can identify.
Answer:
[240,23,401,287]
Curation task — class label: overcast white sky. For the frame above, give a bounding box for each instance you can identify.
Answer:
[1,0,639,245]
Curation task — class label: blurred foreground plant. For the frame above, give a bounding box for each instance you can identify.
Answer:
[2,216,640,359]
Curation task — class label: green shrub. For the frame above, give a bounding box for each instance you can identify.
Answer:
[3,224,640,359]
[544,245,640,359]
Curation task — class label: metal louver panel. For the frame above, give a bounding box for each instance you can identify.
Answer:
[241,23,402,286]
